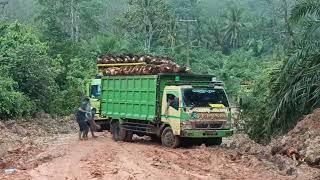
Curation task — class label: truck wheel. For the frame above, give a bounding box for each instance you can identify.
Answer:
[111,121,127,141]
[124,130,133,142]
[204,137,222,146]
[161,127,181,148]
[110,122,120,141]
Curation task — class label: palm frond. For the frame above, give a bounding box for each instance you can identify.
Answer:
[267,46,320,135]
[290,0,320,23]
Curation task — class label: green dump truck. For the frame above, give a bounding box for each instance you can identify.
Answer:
[88,73,233,148]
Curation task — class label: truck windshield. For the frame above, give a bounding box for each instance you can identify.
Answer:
[91,85,101,98]
[182,88,229,108]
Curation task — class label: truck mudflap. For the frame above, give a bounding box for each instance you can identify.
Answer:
[180,129,233,138]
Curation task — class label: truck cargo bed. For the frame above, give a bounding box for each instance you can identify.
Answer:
[101,75,159,122]
[101,74,216,122]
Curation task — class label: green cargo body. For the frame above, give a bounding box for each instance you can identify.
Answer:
[101,74,214,122]
[101,75,159,121]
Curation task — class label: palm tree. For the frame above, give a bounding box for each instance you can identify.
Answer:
[291,0,320,39]
[290,0,320,22]
[222,5,245,49]
[265,0,320,136]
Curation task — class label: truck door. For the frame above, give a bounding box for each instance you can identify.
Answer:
[161,89,181,135]
[88,79,102,118]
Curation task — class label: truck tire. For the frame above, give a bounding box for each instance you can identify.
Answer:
[161,127,181,148]
[111,121,124,141]
[204,137,222,146]
[111,121,120,141]
[124,130,133,142]
[112,121,133,142]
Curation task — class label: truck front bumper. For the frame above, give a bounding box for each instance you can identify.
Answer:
[180,129,233,138]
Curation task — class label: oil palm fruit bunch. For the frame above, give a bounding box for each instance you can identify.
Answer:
[97,54,191,75]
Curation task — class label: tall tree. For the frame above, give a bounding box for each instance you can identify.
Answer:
[222,5,245,49]
[122,0,174,52]
[37,0,102,44]
[281,0,295,49]
[0,1,8,18]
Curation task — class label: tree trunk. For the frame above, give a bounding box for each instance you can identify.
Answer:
[147,30,153,51]
[70,0,80,42]
[264,0,277,37]
[70,0,75,42]
[75,1,80,42]
[282,0,295,49]
[143,0,154,52]
[0,1,8,18]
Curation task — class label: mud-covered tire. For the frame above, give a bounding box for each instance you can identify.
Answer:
[124,130,133,142]
[204,137,222,146]
[111,121,121,141]
[161,127,181,148]
[110,122,120,141]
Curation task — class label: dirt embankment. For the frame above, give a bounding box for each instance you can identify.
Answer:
[271,109,320,167]
[228,109,320,179]
[0,115,77,171]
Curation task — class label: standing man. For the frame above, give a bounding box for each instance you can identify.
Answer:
[81,97,98,138]
[76,97,90,140]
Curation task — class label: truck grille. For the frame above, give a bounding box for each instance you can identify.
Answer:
[195,122,224,129]
[197,112,227,120]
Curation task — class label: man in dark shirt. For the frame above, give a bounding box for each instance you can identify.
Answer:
[76,97,90,140]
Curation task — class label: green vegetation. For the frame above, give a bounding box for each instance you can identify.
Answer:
[0,0,319,142]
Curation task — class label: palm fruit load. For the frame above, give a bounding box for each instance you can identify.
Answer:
[97,54,191,76]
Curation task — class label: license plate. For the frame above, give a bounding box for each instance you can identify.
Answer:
[205,131,217,136]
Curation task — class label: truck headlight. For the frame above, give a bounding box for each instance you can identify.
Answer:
[181,121,192,130]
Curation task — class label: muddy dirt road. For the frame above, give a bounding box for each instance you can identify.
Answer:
[1,131,297,180]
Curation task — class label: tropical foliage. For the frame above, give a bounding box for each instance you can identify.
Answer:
[0,0,319,142]
[266,0,320,137]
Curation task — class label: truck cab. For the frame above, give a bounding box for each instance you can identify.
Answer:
[89,79,101,114]
[85,78,110,129]
[161,81,232,147]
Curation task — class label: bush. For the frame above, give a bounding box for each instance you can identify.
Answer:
[0,22,59,117]
[241,60,282,142]
[0,78,35,119]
